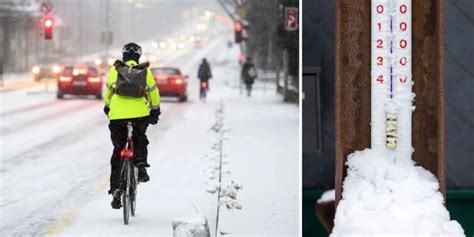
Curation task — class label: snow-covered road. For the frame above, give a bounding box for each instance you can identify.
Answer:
[0,31,299,236]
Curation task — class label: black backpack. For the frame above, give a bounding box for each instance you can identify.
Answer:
[113,60,149,98]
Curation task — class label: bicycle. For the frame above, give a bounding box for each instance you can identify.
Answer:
[119,121,138,225]
[245,83,252,97]
[199,80,208,102]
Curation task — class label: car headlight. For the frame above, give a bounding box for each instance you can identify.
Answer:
[52,65,61,74]
[32,66,40,74]
[107,58,115,66]
[95,58,102,66]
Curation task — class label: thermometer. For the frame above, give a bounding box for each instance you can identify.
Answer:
[371,0,413,161]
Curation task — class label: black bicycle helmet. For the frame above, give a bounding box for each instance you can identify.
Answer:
[122,42,142,56]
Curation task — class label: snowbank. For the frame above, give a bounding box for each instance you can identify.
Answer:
[172,214,211,237]
[331,149,465,236]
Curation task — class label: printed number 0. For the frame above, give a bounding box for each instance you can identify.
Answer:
[400,22,407,31]
[400,39,407,48]
[400,57,407,66]
[400,4,407,14]
[376,5,384,14]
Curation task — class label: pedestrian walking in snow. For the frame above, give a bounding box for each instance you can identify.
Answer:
[241,56,257,97]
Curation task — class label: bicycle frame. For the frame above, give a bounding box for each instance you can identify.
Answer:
[120,122,134,159]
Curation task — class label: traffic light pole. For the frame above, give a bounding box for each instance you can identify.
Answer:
[105,0,110,58]
[44,40,50,93]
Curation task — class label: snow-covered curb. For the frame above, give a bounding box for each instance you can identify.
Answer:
[205,103,243,210]
[331,149,465,236]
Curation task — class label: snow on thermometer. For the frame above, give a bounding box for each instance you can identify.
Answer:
[371,0,414,161]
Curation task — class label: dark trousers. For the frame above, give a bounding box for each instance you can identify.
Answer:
[108,116,150,192]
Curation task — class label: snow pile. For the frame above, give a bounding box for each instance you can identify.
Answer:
[331,149,465,236]
[204,103,243,210]
[318,189,335,204]
[172,214,211,237]
[219,181,243,209]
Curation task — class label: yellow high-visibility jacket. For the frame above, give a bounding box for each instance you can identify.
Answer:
[103,60,160,120]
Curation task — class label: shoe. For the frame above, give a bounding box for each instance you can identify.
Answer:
[138,167,150,182]
[111,190,122,209]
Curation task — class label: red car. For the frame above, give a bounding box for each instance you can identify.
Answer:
[57,65,103,99]
[151,67,188,102]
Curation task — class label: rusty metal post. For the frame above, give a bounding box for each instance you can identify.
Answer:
[335,0,445,205]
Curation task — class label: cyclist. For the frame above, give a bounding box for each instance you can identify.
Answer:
[197,58,212,91]
[103,42,161,209]
[241,56,257,97]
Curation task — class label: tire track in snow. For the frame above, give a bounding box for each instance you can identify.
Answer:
[0,129,110,236]
[0,100,100,136]
[0,99,65,118]
[0,118,104,168]
[0,171,105,237]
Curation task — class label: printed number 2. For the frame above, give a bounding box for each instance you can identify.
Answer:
[377,39,384,48]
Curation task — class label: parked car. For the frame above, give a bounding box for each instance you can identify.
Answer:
[31,63,61,81]
[57,65,103,99]
[151,67,188,102]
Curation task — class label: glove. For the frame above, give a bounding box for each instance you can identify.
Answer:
[149,107,161,125]
[103,105,110,116]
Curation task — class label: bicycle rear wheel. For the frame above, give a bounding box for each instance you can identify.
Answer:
[122,159,131,225]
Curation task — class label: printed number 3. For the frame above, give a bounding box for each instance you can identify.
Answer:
[377,56,383,66]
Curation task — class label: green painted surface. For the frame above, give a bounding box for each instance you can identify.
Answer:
[303,188,474,236]
[303,189,329,236]
[446,189,474,236]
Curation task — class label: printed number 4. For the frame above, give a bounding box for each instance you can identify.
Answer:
[377,75,384,83]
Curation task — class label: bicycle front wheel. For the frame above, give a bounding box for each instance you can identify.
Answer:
[122,159,131,225]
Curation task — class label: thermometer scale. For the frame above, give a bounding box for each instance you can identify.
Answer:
[371,0,413,161]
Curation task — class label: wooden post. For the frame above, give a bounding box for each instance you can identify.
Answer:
[335,0,445,205]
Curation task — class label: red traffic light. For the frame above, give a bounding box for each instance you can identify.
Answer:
[42,16,55,40]
[234,21,244,43]
[234,21,242,32]
[44,18,53,28]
